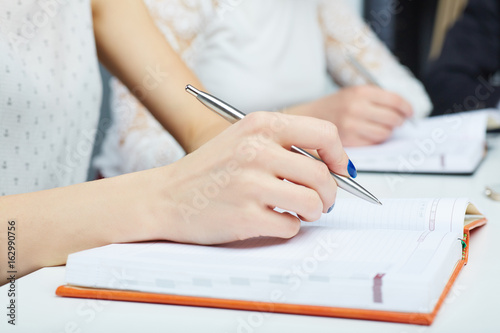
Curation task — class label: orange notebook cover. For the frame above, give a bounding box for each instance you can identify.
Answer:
[56,219,486,326]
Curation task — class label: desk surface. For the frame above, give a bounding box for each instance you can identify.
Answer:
[2,135,500,333]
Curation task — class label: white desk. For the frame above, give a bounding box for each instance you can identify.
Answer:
[2,135,500,333]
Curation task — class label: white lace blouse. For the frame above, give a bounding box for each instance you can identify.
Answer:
[94,0,432,178]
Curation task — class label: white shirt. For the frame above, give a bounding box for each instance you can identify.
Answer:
[192,0,336,112]
[0,0,101,196]
[94,0,433,178]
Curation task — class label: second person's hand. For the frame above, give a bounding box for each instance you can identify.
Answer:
[284,85,413,147]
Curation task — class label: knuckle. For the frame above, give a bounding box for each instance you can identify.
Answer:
[375,128,391,142]
[241,111,269,133]
[389,95,406,111]
[396,99,406,110]
[385,114,399,127]
[345,103,357,115]
[319,121,339,142]
[395,114,406,126]
[308,208,323,222]
[312,160,331,183]
[238,172,261,196]
[284,218,301,238]
[253,143,274,163]
[395,96,408,109]
[382,127,392,137]
[302,190,323,221]
[342,119,356,133]
[385,94,398,106]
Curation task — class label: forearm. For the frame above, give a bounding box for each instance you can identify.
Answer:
[0,170,167,280]
[91,0,228,152]
[0,112,351,283]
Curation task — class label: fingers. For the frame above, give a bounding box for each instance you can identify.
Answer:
[271,150,337,213]
[364,104,407,129]
[260,178,323,221]
[232,112,344,224]
[242,112,350,178]
[358,85,414,119]
[334,86,412,146]
[355,120,393,144]
[257,209,301,239]
[263,147,337,214]
[338,115,393,146]
[340,135,375,147]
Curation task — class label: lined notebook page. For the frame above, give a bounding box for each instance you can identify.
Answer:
[309,198,468,233]
[66,198,469,311]
[344,112,487,173]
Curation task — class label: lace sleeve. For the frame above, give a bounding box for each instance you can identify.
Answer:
[94,0,210,177]
[318,0,432,118]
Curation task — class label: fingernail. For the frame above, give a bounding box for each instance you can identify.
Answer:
[348,159,357,178]
[327,203,335,213]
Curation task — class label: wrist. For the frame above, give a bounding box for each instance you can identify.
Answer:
[128,164,195,243]
[115,166,180,242]
[186,119,229,153]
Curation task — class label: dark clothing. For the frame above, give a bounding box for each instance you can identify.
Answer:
[424,0,500,115]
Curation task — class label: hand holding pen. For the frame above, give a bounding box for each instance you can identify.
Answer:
[186,84,381,206]
[279,78,413,146]
[347,54,416,127]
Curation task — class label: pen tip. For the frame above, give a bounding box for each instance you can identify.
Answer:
[185,84,198,97]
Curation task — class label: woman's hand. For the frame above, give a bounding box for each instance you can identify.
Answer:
[153,112,350,244]
[0,113,348,280]
[284,85,413,147]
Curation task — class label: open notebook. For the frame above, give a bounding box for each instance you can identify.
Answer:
[345,112,489,174]
[57,198,486,325]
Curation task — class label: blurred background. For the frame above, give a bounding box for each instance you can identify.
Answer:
[363,0,468,80]
[89,0,469,180]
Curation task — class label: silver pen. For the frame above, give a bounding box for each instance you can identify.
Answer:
[186,84,382,205]
[347,54,382,87]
